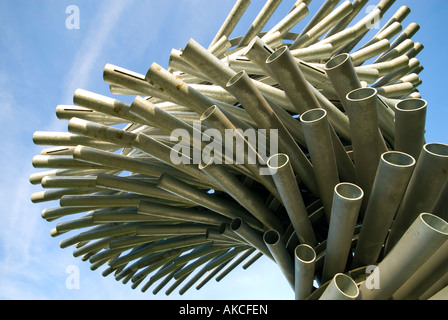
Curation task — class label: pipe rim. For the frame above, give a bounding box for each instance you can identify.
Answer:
[226,70,246,88]
[300,108,327,123]
[200,105,218,122]
[266,153,289,170]
[230,217,243,231]
[294,244,316,264]
[395,98,427,112]
[265,45,288,64]
[334,182,364,201]
[263,230,280,245]
[346,87,377,102]
[424,143,448,158]
[381,151,416,168]
[333,273,359,299]
[419,213,448,235]
[324,53,351,71]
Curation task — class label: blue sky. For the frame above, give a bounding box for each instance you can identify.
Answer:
[0,0,446,300]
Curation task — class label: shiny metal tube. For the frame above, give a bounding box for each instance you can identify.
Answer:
[322,183,363,282]
[394,98,427,161]
[41,176,97,189]
[319,273,359,300]
[345,87,385,204]
[266,154,316,246]
[55,105,124,124]
[352,151,415,267]
[374,38,414,64]
[209,36,232,58]
[297,0,342,38]
[138,201,230,226]
[300,109,339,219]
[264,230,295,289]
[389,22,420,52]
[209,0,251,48]
[359,213,448,300]
[238,0,282,47]
[157,174,262,230]
[226,70,318,197]
[265,46,321,113]
[375,82,415,98]
[351,39,390,66]
[230,218,274,260]
[290,1,353,50]
[199,159,284,232]
[262,2,308,40]
[392,241,448,300]
[290,43,334,62]
[385,143,448,252]
[323,0,369,40]
[294,244,316,300]
[325,53,394,145]
[33,131,118,150]
[32,154,105,170]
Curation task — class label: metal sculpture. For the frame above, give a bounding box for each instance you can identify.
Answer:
[30,0,448,300]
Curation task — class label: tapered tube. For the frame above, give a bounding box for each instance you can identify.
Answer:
[264,230,295,289]
[352,151,415,267]
[294,244,316,300]
[322,183,363,283]
[226,70,318,196]
[394,98,427,161]
[345,87,384,206]
[385,143,448,252]
[267,154,316,246]
[319,273,359,300]
[230,218,273,261]
[359,213,448,300]
[199,159,284,233]
[300,109,339,219]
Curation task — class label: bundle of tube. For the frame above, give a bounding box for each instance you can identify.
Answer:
[30,0,448,300]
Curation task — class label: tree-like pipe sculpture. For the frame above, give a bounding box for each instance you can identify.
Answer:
[31,0,448,300]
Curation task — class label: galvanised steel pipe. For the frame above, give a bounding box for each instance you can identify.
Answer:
[226,70,319,197]
[374,38,414,64]
[138,201,230,227]
[290,43,334,62]
[375,82,415,98]
[264,230,295,289]
[300,109,339,220]
[352,151,415,268]
[290,0,353,50]
[359,213,448,300]
[237,0,282,47]
[230,218,273,261]
[322,183,363,283]
[41,176,98,189]
[345,87,385,206]
[265,46,321,114]
[55,105,125,124]
[296,0,342,39]
[350,39,390,67]
[385,143,448,252]
[394,98,427,161]
[208,0,251,48]
[157,174,262,230]
[325,53,394,145]
[266,154,316,246]
[294,244,316,300]
[33,131,119,150]
[323,0,369,40]
[199,158,284,233]
[319,273,359,300]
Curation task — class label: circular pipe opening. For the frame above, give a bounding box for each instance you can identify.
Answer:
[263,230,280,245]
[325,53,350,70]
[346,87,377,101]
[396,98,427,112]
[424,143,448,157]
[300,108,327,123]
[230,218,243,231]
[295,244,316,263]
[266,45,288,64]
[333,273,359,299]
[420,213,448,235]
[335,183,364,201]
[227,70,245,88]
[267,153,289,170]
[382,151,416,167]
[200,105,218,121]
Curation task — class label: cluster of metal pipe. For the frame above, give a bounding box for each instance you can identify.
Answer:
[31,0,448,299]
